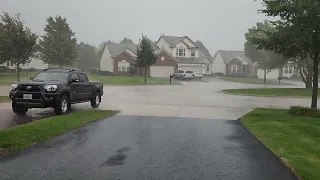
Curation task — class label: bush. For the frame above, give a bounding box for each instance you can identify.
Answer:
[0,66,9,72]
[213,72,224,77]
[28,68,36,72]
[288,106,320,118]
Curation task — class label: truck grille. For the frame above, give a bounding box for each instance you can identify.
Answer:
[17,85,42,92]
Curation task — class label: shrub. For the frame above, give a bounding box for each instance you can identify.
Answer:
[213,72,224,77]
[288,106,320,118]
[28,68,36,72]
[0,66,9,72]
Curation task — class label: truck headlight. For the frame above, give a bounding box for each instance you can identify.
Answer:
[11,84,18,91]
[44,85,58,92]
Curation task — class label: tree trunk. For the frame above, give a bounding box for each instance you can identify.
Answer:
[16,63,20,82]
[306,75,312,88]
[263,68,267,84]
[59,63,62,68]
[144,67,147,84]
[311,60,319,109]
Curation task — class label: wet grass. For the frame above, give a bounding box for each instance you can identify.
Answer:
[240,108,320,180]
[219,76,288,85]
[0,72,38,84]
[88,74,179,85]
[0,110,116,155]
[0,96,9,103]
[222,88,317,97]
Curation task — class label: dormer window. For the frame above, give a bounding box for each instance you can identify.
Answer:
[176,49,185,57]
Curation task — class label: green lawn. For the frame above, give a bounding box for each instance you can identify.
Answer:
[219,76,286,84]
[0,72,38,85]
[0,110,115,155]
[241,108,320,180]
[88,74,178,85]
[222,88,317,97]
[0,96,9,103]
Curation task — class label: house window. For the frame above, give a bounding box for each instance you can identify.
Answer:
[191,49,195,57]
[6,61,9,66]
[176,49,185,57]
[10,61,13,66]
[289,66,293,74]
[230,65,238,74]
[118,60,130,72]
[242,65,246,73]
[206,64,210,71]
[284,65,289,73]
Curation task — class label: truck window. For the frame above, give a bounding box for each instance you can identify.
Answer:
[70,73,79,81]
[79,73,89,82]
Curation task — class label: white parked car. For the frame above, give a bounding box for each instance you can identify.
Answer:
[173,70,193,80]
[191,71,203,79]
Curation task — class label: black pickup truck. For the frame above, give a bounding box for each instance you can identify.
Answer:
[9,68,103,115]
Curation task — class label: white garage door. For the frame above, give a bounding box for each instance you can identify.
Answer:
[150,66,175,77]
[181,66,202,73]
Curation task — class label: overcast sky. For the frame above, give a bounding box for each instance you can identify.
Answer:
[1,0,268,55]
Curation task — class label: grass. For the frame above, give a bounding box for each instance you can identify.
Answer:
[0,109,115,155]
[219,76,285,84]
[222,88,317,97]
[0,96,9,103]
[88,74,179,85]
[0,72,38,85]
[240,108,320,180]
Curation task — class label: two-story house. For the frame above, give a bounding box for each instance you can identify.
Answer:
[156,35,212,74]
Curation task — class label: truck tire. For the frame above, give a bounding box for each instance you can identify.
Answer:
[91,92,101,108]
[12,102,28,115]
[54,95,70,115]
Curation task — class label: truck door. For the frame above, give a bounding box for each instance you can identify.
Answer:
[78,73,90,101]
[69,73,81,102]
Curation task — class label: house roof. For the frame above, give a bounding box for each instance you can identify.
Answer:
[106,42,137,57]
[195,41,213,62]
[176,57,206,64]
[159,36,199,48]
[214,50,253,64]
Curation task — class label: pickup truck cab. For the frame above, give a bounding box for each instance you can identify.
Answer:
[173,70,193,80]
[9,68,103,115]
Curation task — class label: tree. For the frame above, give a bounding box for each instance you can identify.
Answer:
[244,21,286,84]
[39,16,78,68]
[255,0,320,108]
[135,35,157,83]
[120,38,134,45]
[77,42,98,71]
[0,12,37,81]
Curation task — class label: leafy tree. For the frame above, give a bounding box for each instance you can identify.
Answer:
[0,12,38,81]
[244,21,286,84]
[39,16,78,68]
[255,0,320,108]
[120,38,134,45]
[135,35,157,83]
[77,42,98,71]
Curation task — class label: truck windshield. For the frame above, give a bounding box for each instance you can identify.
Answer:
[33,72,69,81]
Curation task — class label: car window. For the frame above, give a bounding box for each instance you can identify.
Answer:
[185,71,193,73]
[70,73,79,81]
[79,73,88,82]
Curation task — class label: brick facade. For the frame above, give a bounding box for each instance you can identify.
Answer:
[113,51,135,75]
[225,58,257,77]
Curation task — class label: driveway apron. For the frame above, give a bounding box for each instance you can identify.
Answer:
[0,115,297,180]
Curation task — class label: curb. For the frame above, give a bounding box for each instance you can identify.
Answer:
[221,91,311,99]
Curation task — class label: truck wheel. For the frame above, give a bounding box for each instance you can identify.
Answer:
[91,92,101,108]
[12,102,28,115]
[54,95,70,115]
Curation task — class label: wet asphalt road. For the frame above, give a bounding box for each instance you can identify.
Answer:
[0,115,296,180]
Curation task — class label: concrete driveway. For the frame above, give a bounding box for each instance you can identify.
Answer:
[0,115,297,180]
